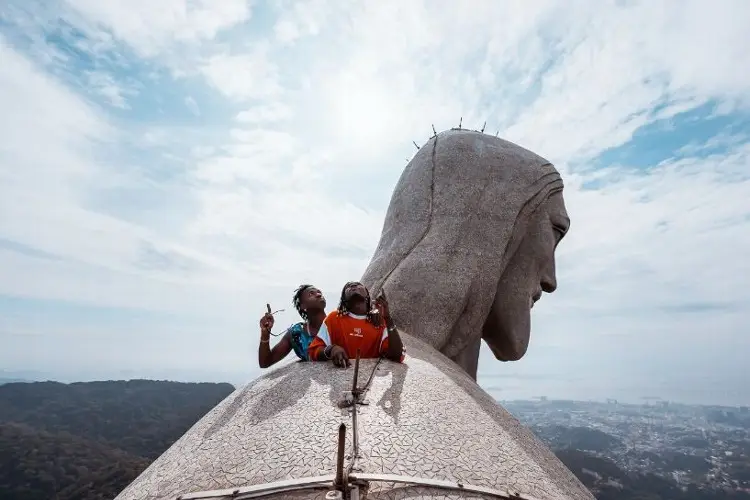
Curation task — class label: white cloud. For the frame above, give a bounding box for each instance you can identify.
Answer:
[0,35,245,314]
[236,102,292,124]
[1,1,749,404]
[0,36,108,193]
[677,131,749,157]
[557,142,750,314]
[64,0,252,57]
[199,47,281,101]
[501,0,750,163]
[185,95,200,115]
[271,0,333,45]
[85,70,133,108]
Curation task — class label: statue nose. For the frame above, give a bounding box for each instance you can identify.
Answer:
[541,275,557,293]
[541,258,557,293]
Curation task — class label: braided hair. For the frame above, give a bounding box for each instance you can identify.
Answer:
[338,281,381,326]
[293,284,314,321]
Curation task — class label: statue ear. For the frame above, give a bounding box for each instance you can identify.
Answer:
[380,256,484,355]
[439,272,499,359]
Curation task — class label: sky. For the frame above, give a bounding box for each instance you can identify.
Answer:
[1,0,749,406]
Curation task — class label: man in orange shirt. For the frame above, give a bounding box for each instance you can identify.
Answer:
[308,282,405,367]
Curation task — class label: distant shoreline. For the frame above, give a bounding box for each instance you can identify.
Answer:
[499,397,750,411]
[3,377,748,411]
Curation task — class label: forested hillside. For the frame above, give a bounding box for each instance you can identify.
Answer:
[0,380,234,499]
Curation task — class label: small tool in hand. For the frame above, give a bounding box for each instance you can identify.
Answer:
[267,303,285,315]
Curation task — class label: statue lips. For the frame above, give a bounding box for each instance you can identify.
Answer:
[530,290,542,309]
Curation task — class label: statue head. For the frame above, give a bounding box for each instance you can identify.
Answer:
[361,129,569,376]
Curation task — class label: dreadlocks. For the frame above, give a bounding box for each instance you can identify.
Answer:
[338,281,381,326]
[292,284,314,321]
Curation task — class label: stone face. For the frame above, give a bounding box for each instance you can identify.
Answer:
[115,337,593,500]
[115,129,590,500]
[361,129,569,377]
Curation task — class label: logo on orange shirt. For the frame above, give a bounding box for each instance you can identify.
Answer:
[350,328,363,337]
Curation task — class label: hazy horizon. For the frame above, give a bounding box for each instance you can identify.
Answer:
[4,358,748,408]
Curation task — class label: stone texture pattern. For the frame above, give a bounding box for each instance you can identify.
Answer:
[280,488,492,499]
[115,336,593,500]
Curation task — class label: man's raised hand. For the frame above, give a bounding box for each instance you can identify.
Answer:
[259,303,275,333]
[374,291,391,322]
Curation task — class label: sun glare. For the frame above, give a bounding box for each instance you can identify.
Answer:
[328,73,394,149]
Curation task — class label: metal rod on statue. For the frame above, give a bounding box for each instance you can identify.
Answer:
[352,349,361,395]
[334,423,346,488]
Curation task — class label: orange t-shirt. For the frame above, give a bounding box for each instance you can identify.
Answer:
[308,311,405,362]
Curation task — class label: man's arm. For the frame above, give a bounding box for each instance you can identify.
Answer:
[259,330,292,368]
[257,307,293,368]
[308,335,328,361]
[308,319,350,367]
[375,293,405,362]
[381,319,405,363]
[308,320,332,361]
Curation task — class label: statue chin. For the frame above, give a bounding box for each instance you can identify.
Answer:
[488,338,528,362]
[482,301,531,362]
